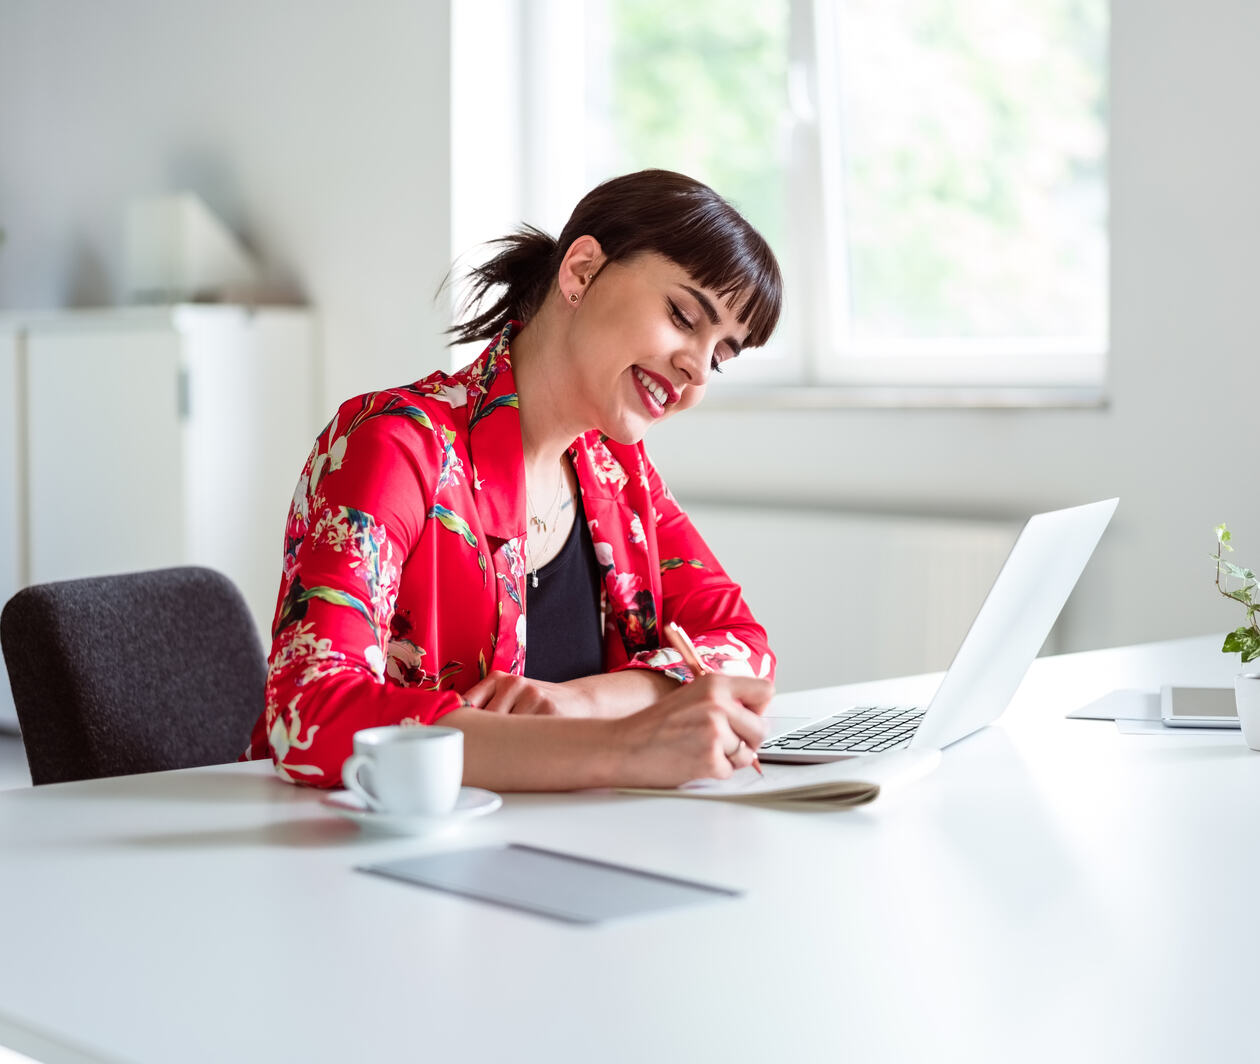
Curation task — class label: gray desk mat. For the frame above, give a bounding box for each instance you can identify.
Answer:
[358,843,741,924]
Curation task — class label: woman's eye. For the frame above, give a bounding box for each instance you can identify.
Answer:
[709,355,725,374]
[668,301,692,330]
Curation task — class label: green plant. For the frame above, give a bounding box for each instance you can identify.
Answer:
[1214,524,1260,662]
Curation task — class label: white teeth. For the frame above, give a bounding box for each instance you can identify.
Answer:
[634,367,668,407]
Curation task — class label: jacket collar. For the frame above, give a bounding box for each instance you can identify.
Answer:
[463,326,527,542]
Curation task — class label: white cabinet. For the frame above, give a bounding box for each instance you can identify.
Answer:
[1,305,319,731]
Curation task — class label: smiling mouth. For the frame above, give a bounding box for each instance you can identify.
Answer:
[633,366,671,410]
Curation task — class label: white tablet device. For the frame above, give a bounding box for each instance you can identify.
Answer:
[1160,685,1240,728]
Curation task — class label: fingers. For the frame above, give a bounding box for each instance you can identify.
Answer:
[712,707,766,775]
[725,739,761,771]
[685,674,773,735]
[708,705,766,765]
[462,672,560,716]
[461,672,505,711]
[463,672,528,714]
[722,675,775,714]
[504,690,555,715]
[690,673,774,715]
[615,674,777,787]
[682,676,770,778]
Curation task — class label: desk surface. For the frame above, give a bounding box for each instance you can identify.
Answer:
[2,636,1257,1064]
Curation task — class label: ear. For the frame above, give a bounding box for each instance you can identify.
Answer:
[557,235,605,304]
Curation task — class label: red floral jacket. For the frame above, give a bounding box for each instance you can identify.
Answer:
[243,327,774,786]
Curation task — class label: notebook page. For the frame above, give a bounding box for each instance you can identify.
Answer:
[618,749,941,804]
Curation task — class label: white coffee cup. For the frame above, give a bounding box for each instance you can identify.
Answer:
[341,725,464,816]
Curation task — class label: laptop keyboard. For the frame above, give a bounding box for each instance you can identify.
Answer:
[760,706,925,754]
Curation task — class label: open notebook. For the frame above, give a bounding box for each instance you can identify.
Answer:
[618,749,942,807]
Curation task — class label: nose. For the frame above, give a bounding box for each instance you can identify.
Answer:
[672,342,712,386]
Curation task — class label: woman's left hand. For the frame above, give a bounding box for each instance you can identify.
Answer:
[462,671,591,716]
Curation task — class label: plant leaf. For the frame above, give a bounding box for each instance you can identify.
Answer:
[1222,561,1257,581]
[1216,524,1232,545]
[1228,586,1255,605]
[1224,626,1260,658]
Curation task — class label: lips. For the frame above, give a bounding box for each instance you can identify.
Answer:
[632,366,677,418]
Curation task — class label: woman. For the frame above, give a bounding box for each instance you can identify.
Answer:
[244,170,781,791]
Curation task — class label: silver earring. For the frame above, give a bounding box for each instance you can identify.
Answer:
[569,292,578,303]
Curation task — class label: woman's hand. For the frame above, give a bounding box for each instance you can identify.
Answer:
[444,673,773,792]
[609,673,773,788]
[462,671,592,717]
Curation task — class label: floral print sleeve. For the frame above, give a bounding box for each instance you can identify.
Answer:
[247,405,466,787]
[609,448,775,683]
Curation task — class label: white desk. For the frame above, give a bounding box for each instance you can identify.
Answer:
[1,636,1257,1064]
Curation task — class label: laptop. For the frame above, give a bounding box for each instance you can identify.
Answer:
[758,498,1118,763]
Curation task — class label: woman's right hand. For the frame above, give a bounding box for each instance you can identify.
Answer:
[609,673,773,788]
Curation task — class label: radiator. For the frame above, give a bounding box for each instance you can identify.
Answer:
[682,503,1029,693]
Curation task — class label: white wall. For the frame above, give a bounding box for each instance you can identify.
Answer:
[0,0,453,415]
[648,0,1260,659]
[1,0,1256,666]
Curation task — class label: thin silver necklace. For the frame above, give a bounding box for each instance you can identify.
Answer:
[525,462,569,588]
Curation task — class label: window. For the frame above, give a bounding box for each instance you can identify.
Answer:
[452,0,1109,396]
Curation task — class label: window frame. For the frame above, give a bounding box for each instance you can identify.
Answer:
[795,0,1109,395]
[450,0,1110,404]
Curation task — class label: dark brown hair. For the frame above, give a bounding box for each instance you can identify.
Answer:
[447,169,783,348]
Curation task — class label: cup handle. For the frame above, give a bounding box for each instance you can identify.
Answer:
[342,753,383,811]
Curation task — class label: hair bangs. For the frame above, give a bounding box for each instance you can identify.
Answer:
[665,208,783,350]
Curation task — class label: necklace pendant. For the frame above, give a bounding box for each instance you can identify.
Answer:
[530,515,547,534]
[530,570,539,589]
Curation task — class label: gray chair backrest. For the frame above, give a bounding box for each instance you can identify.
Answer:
[0,566,267,785]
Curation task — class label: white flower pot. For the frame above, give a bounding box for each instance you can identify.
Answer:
[1235,673,1260,751]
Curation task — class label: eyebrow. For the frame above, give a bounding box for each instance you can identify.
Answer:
[680,284,745,355]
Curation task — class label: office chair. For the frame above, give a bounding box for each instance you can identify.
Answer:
[0,566,267,785]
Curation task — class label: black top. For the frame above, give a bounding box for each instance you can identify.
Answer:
[523,495,605,683]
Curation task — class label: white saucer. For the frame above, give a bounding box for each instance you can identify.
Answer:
[321,787,502,837]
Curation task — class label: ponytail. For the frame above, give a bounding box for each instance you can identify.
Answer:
[446,225,559,346]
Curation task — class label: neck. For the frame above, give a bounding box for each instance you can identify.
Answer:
[510,312,590,481]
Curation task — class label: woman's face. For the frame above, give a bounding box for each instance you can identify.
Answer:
[564,251,750,445]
